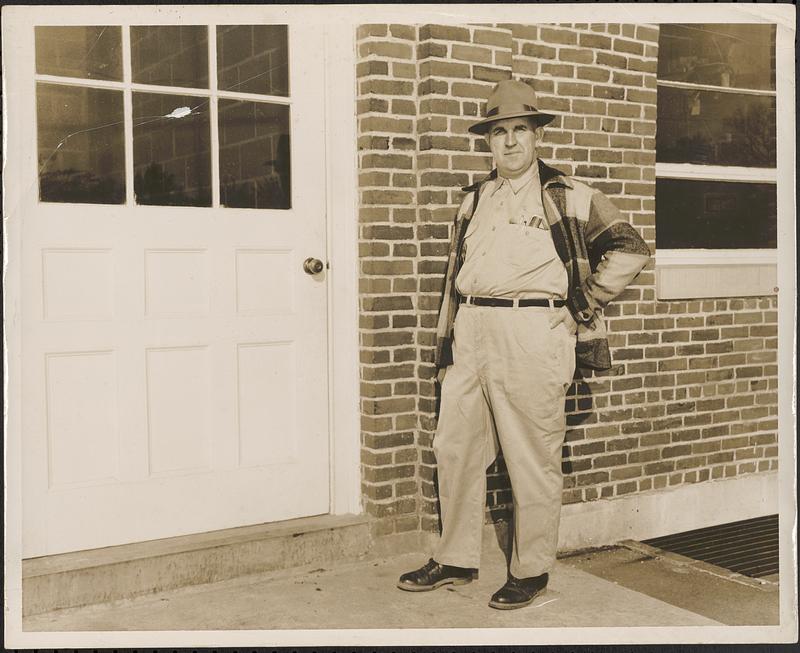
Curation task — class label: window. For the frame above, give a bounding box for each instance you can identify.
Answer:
[34,24,291,209]
[655,24,777,298]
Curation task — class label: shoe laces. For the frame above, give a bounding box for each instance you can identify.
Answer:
[422,558,439,573]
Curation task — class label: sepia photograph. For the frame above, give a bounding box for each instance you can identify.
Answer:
[2,2,796,648]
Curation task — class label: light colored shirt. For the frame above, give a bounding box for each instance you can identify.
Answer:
[455,164,569,299]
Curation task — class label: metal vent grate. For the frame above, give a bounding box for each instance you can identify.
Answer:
[643,514,779,579]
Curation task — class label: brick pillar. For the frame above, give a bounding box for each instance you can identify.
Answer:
[356,24,421,538]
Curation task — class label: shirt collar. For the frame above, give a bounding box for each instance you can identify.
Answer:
[491,162,540,196]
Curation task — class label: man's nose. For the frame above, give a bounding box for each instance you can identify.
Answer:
[504,131,517,147]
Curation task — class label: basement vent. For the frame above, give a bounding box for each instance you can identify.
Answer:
[643,514,779,579]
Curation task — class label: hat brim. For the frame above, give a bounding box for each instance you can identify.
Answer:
[469,110,555,135]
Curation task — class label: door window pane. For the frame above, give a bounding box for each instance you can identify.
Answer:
[35,26,123,82]
[657,86,776,167]
[218,100,291,209]
[658,24,776,91]
[656,179,777,250]
[217,25,289,96]
[133,93,211,207]
[131,26,209,89]
[37,83,125,204]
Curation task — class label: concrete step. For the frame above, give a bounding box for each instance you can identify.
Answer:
[22,513,371,616]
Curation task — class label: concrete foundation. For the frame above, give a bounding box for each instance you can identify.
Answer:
[22,513,371,616]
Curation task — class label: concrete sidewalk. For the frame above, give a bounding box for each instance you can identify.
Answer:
[24,537,722,631]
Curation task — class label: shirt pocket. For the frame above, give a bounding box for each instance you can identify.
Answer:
[501,223,559,270]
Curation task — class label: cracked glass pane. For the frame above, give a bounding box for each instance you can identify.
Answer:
[218,99,291,209]
[133,93,212,206]
[657,86,776,167]
[131,26,209,89]
[35,26,123,82]
[656,179,777,249]
[37,82,125,204]
[217,25,289,96]
[658,24,775,91]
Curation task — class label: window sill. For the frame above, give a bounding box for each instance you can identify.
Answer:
[655,249,778,300]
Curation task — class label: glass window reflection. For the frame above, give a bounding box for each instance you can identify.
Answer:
[658,24,776,91]
[35,26,123,82]
[657,87,776,168]
[218,100,291,209]
[217,25,289,96]
[131,26,209,89]
[37,83,126,204]
[656,179,777,250]
[133,93,212,206]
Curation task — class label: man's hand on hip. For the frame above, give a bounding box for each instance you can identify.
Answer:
[549,305,578,335]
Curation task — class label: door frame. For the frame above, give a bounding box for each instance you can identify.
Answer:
[2,4,362,569]
[323,24,361,516]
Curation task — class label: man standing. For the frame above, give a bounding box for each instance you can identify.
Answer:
[397,79,651,609]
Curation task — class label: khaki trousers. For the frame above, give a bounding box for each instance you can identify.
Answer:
[433,303,576,578]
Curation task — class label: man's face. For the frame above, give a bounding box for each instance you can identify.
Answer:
[484,117,543,179]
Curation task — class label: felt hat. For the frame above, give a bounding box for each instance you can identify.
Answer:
[469,79,555,135]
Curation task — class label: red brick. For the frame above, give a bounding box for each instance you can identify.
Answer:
[474,66,512,83]
[597,52,627,68]
[452,43,493,64]
[579,33,613,50]
[421,60,471,79]
[593,85,625,100]
[475,28,512,47]
[360,79,414,96]
[636,25,660,42]
[419,24,471,42]
[576,66,611,82]
[560,48,595,64]
[357,25,388,39]
[613,38,644,56]
[540,27,578,45]
[521,43,557,60]
[357,60,389,78]
[359,41,413,60]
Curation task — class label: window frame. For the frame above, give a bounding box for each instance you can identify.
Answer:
[655,27,778,299]
[34,24,293,209]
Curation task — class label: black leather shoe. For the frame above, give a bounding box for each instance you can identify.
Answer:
[488,572,548,609]
[397,558,473,592]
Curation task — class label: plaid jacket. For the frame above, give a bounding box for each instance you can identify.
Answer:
[434,159,651,372]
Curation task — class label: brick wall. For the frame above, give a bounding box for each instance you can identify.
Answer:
[356,23,779,540]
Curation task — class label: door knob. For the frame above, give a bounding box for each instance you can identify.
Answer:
[303,257,324,275]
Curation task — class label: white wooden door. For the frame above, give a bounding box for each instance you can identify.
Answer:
[5,8,331,557]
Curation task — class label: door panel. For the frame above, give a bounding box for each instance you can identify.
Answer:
[11,14,330,556]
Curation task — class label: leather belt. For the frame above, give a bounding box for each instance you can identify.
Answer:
[460,295,565,308]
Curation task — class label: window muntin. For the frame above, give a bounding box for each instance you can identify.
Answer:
[655,23,776,253]
[33,24,291,209]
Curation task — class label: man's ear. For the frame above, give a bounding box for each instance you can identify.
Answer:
[533,125,545,143]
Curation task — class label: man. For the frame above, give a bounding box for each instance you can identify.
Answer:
[397,79,651,609]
